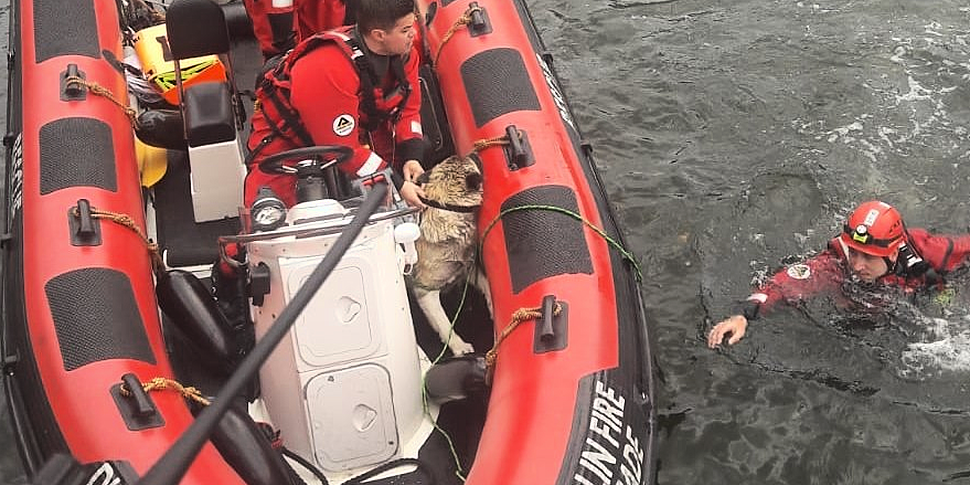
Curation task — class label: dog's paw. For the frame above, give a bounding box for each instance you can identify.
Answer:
[448,339,475,356]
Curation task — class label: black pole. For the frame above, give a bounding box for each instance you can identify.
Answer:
[137,182,389,485]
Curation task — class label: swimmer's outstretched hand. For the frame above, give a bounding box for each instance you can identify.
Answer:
[707,315,747,348]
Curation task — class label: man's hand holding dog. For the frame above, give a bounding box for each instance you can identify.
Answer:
[400,159,427,209]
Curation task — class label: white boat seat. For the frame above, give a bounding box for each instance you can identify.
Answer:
[165,0,245,223]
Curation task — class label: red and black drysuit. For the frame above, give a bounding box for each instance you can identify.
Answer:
[245,26,425,207]
[738,229,970,320]
[242,0,349,59]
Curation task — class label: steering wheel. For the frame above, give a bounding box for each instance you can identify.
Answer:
[257,145,354,175]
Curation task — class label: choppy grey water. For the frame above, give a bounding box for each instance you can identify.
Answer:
[4,0,970,484]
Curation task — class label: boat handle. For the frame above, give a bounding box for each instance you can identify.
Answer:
[534,298,568,354]
[75,199,95,236]
[539,295,556,341]
[505,125,534,169]
[467,2,492,36]
[68,199,102,246]
[121,373,157,417]
[469,3,485,26]
[60,64,87,101]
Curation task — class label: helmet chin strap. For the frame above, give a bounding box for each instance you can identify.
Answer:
[836,236,849,256]
[883,255,898,277]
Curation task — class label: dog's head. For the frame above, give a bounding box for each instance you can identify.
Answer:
[420,155,483,208]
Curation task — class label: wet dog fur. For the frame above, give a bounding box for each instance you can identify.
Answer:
[411,155,491,355]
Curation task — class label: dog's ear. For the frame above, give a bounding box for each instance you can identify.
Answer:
[465,172,483,191]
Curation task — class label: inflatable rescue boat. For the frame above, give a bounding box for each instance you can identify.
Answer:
[0,0,657,483]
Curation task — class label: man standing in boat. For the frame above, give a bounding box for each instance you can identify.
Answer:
[244,0,427,208]
[708,200,970,348]
[242,0,353,59]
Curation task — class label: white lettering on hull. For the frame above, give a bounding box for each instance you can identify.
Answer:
[85,463,122,485]
[9,133,23,225]
[536,53,577,133]
[573,380,645,485]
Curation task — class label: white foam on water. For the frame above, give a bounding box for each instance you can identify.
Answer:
[796,21,970,167]
[896,75,934,103]
[898,315,970,379]
[825,121,863,143]
[890,43,910,64]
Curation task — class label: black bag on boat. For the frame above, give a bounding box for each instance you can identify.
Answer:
[135,109,188,150]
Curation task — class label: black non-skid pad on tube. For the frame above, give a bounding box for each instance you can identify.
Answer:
[46,268,156,371]
[461,48,541,128]
[40,118,117,194]
[33,0,100,63]
[501,185,593,294]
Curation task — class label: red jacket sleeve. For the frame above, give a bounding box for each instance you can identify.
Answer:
[746,250,846,318]
[390,46,425,164]
[288,45,388,178]
[934,231,970,272]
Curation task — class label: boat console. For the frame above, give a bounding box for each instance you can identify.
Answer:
[211,146,431,480]
[242,197,431,477]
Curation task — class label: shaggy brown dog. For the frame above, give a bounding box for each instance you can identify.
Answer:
[411,155,491,355]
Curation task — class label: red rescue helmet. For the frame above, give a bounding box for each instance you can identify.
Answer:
[841,200,905,257]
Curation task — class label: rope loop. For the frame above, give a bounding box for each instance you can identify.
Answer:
[63,75,139,127]
[485,302,563,378]
[120,377,211,407]
[433,4,484,67]
[470,132,516,154]
[71,205,165,274]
